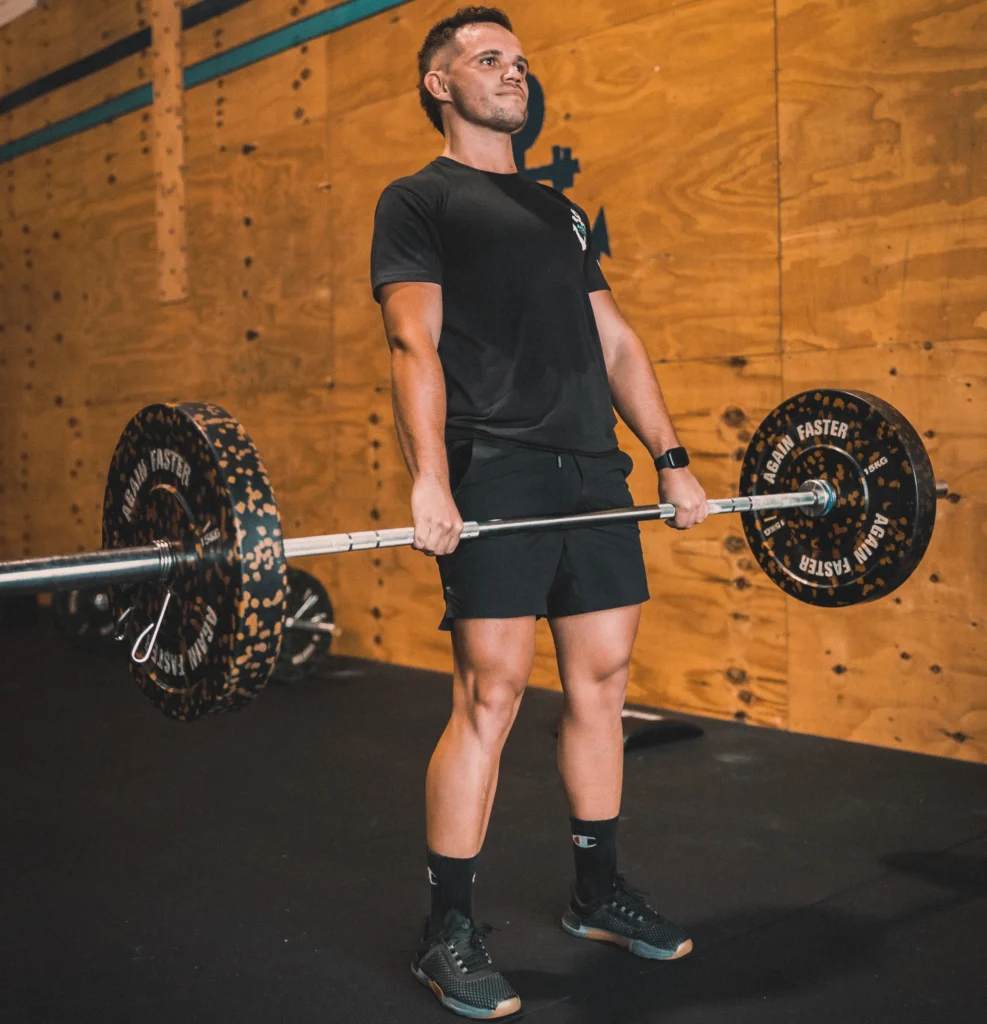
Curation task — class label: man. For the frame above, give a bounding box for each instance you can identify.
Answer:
[370,7,708,1018]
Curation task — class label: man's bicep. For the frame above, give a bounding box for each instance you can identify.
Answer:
[589,289,635,367]
[379,281,443,352]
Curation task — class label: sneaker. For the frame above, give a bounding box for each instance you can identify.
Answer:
[411,908,521,1019]
[561,873,693,960]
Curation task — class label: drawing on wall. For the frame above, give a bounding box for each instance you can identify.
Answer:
[511,74,611,259]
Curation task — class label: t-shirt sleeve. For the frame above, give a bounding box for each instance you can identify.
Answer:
[578,205,610,293]
[370,184,443,302]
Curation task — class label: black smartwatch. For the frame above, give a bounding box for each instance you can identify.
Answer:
[654,446,690,471]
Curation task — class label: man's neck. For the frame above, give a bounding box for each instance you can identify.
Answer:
[441,122,517,174]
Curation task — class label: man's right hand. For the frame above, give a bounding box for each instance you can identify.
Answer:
[411,475,464,556]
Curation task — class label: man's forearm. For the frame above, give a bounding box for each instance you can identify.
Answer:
[607,335,681,459]
[390,344,450,483]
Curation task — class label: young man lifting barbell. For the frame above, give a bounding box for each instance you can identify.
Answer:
[371,7,706,1018]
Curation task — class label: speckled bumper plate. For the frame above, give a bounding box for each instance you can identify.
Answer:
[271,566,335,684]
[103,403,287,720]
[739,389,937,606]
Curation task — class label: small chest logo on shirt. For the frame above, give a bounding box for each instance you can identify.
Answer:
[571,209,588,251]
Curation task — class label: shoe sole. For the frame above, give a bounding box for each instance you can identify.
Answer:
[411,962,521,1019]
[561,910,693,960]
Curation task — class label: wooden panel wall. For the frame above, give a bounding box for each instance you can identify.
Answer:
[777,0,987,759]
[0,0,983,761]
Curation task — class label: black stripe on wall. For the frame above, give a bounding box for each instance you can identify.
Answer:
[0,0,253,116]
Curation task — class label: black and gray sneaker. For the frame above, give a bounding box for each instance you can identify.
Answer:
[412,909,521,1019]
[561,873,693,960]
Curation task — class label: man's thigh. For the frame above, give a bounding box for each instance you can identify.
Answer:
[549,604,642,690]
[450,616,538,696]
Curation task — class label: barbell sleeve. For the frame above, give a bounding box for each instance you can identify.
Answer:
[284,617,338,636]
[0,540,176,596]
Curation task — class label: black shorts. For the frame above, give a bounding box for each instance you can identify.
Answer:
[437,440,650,630]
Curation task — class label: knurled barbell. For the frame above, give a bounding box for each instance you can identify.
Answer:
[0,388,944,721]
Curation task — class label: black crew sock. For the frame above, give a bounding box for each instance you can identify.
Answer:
[570,815,619,904]
[427,848,478,933]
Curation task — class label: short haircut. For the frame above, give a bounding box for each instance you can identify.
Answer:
[417,6,513,135]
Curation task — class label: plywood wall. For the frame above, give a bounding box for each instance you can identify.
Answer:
[1,0,984,761]
[777,0,987,758]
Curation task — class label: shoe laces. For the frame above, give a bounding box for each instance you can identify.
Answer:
[447,922,497,973]
[610,873,658,920]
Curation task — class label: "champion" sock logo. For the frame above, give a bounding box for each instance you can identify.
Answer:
[572,834,598,849]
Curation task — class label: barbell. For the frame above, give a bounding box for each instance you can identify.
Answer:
[0,389,945,721]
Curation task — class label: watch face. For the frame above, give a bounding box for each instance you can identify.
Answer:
[657,447,689,469]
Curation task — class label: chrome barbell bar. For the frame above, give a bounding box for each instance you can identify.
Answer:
[283,480,837,558]
[0,480,843,597]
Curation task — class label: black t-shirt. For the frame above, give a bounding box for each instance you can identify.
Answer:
[370,156,618,454]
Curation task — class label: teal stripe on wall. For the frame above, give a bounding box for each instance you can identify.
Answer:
[185,0,410,86]
[0,0,411,165]
[0,86,152,163]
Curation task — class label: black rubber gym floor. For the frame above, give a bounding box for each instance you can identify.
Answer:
[2,607,986,1023]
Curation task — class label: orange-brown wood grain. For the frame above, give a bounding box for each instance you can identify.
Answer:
[0,0,145,96]
[778,0,987,352]
[151,0,189,303]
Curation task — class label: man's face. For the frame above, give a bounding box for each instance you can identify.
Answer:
[432,22,529,134]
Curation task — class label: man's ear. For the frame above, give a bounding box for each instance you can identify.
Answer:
[423,68,450,102]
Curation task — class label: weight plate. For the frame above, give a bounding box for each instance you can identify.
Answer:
[102,403,287,720]
[739,389,937,606]
[271,566,334,684]
[52,587,118,651]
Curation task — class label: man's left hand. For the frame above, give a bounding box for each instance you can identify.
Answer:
[658,468,708,529]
